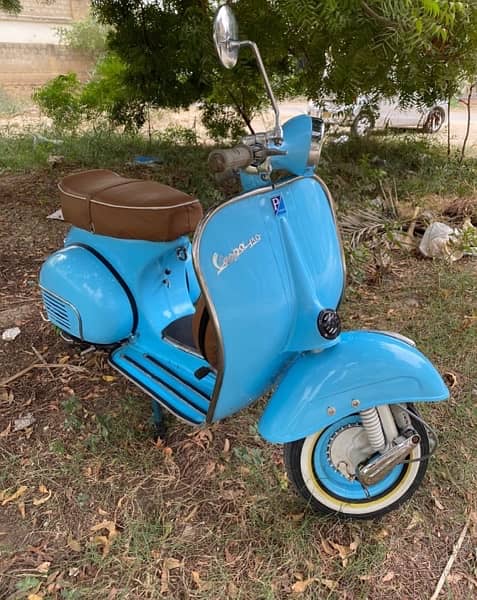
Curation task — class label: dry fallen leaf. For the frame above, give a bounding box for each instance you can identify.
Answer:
[223,438,230,453]
[406,511,424,530]
[1,485,28,505]
[191,570,201,587]
[443,371,458,389]
[0,422,11,438]
[292,578,316,594]
[382,571,395,583]
[90,520,118,556]
[320,578,338,591]
[67,535,82,552]
[227,581,238,598]
[349,538,360,552]
[37,561,51,574]
[92,535,110,556]
[329,540,355,566]
[33,485,52,506]
[27,595,44,600]
[18,501,26,519]
[163,557,182,570]
[90,520,118,537]
[102,375,116,383]
[431,490,444,511]
[289,512,305,522]
[373,527,389,540]
[320,536,335,556]
[160,557,183,594]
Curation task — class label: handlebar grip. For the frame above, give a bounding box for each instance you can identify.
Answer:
[208,145,254,173]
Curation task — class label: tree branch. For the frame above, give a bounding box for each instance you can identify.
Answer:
[361,1,399,29]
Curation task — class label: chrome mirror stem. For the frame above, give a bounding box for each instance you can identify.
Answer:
[234,40,283,144]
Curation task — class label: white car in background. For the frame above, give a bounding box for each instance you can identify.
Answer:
[307,96,446,136]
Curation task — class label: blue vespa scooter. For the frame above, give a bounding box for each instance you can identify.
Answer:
[39,6,449,519]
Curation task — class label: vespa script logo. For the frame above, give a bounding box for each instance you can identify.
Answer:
[212,233,262,275]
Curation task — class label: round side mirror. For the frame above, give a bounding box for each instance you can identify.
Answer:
[213,5,239,69]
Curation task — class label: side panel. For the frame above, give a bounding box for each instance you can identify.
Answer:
[40,246,134,344]
[258,331,449,443]
[194,176,345,421]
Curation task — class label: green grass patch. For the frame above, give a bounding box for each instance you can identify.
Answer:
[0,125,224,209]
[319,133,477,208]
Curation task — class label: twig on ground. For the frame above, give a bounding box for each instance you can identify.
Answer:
[430,514,471,600]
[31,345,55,381]
[0,362,87,387]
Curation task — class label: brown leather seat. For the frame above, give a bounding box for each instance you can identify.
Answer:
[192,296,219,369]
[59,169,203,242]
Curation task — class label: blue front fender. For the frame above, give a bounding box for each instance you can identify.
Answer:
[258,331,449,443]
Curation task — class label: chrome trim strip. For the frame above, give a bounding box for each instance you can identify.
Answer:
[192,183,274,423]
[162,334,209,360]
[366,330,416,347]
[40,285,84,340]
[108,357,200,427]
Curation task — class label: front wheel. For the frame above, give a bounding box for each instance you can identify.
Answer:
[351,111,375,136]
[284,405,429,519]
[423,107,445,133]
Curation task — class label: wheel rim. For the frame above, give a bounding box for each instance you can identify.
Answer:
[300,414,422,514]
[355,116,372,135]
[312,415,403,501]
[428,110,442,133]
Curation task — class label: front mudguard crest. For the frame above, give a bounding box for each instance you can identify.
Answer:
[258,331,449,443]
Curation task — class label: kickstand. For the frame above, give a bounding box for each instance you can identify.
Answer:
[151,400,167,442]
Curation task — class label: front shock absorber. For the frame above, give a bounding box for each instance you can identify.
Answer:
[360,408,386,452]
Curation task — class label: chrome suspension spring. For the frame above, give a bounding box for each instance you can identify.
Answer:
[360,407,386,452]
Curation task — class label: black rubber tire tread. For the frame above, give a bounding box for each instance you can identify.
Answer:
[351,111,375,137]
[283,405,429,520]
[423,107,445,134]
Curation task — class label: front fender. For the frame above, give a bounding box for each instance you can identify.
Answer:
[258,331,449,443]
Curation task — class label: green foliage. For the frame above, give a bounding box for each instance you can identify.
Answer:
[281,0,477,105]
[57,13,109,58]
[81,53,148,130]
[200,101,246,142]
[32,55,148,132]
[88,0,477,138]
[32,73,83,131]
[0,0,20,13]
[91,0,290,137]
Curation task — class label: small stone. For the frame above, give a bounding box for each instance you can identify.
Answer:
[2,326,21,341]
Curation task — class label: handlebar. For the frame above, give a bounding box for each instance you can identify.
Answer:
[208,144,254,173]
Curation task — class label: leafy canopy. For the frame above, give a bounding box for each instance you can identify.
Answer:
[0,0,21,13]
[34,1,477,135]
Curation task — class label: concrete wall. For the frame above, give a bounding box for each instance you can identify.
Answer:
[0,43,91,94]
[0,0,91,96]
[0,0,89,22]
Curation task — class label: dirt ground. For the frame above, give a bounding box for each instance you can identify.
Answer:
[0,161,477,599]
